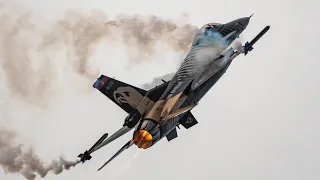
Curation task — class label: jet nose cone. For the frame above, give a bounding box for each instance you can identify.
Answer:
[218,16,252,37]
[237,16,251,30]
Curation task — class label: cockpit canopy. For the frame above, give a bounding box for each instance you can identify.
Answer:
[191,23,225,47]
[198,23,222,33]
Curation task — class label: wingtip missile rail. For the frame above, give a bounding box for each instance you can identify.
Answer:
[243,25,270,55]
[228,25,270,61]
[78,133,108,163]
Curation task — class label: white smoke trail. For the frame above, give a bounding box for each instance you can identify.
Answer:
[142,73,175,89]
[0,127,79,180]
[0,8,198,106]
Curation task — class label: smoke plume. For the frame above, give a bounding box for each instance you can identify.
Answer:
[0,6,199,180]
[0,127,79,180]
[142,73,175,89]
[0,8,198,106]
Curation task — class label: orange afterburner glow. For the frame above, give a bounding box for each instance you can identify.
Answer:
[133,130,153,149]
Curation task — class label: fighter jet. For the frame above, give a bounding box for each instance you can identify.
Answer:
[77,15,270,171]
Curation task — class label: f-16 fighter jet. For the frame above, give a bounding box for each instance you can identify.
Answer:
[77,15,270,171]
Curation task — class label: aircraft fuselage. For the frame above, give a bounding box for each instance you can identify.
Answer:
[132,16,252,149]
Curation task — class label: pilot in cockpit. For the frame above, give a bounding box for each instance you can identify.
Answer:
[199,23,220,33]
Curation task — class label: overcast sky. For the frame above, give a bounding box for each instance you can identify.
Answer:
[1,0,319,180]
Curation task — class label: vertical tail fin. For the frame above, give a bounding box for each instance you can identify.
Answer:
[93,75,147,113]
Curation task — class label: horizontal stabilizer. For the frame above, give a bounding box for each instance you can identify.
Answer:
[166,128,178,141]
[93,75,147,114]
[180,111,198,129]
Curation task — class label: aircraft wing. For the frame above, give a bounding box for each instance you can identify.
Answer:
[93,75,147,114]
[97,139,134,171]
[78,126,135,164]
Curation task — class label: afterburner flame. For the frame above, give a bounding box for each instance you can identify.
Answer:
[133,130,153,149]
